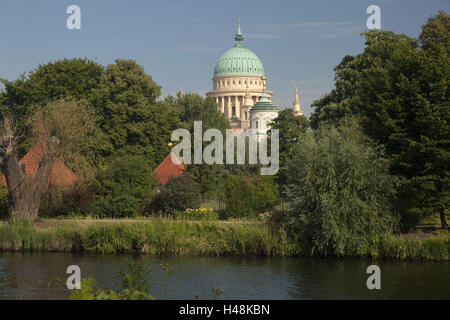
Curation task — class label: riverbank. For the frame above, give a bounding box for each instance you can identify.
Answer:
[0,219,448,260]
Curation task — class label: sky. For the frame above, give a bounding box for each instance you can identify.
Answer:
[0,0,448,117]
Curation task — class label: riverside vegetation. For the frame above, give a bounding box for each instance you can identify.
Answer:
[0,219,448,261]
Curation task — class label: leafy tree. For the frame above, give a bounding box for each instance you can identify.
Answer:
[310,14,450,229]
[146,172,201,215]
[268,109,309,187]
[90,155,156,218]
[284,119,400,256]
[0,58,104,156]
[168,92,230,198]
[170,92,230,134]
[419,10,450,54]
[90,59,184,167]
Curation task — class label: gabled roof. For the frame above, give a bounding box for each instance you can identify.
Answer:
[0,143,78,186]
[153,152,185,184]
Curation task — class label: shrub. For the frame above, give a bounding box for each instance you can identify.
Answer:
[90,155,156,218]
[146,173,201,215]
[223,174,279,219]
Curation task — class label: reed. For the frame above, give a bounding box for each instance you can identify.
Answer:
[0,220,448,260]
[0,220,300,256]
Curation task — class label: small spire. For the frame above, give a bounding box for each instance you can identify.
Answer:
[234,16,244,43]
[293,86,303,116]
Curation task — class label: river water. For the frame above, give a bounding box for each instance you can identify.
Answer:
[0,252,448,300]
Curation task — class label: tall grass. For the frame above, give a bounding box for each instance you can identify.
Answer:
[0,220,448,260]
[0,220,300,256]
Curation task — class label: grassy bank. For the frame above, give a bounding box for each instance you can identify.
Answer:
[0,220,448,260]
[0,220,299,256]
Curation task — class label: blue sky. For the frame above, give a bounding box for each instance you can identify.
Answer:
[0,0,448,117]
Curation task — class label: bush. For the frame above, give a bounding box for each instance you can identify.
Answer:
[284,118,400,257]
[145,173,201,215]
[222,174,279,219]
[90,155,156,218]
[39,182,97,218]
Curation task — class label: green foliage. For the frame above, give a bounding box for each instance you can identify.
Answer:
[90,155,156,218]
[146,173,201,215]
[69,278,96,300]
[268,109,309,188]
[0,185,11,219]
[170,92,230,135]
[310,15,450,229]
[90,59,184,166]
[284,119,400,257]
[223,173,279,219]
[69,261,155,300]
[0,58,104,156]
[170,92,230,199]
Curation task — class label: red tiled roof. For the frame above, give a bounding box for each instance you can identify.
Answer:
[0,143,78,186]
[153,152,185,184]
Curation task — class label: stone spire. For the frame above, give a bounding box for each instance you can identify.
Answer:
[234,16,244,45]
[293,86,303,116]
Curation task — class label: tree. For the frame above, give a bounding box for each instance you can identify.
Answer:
[90,59,184,167]
[419,11,450,54]
[0,58,104,156]
[284,119,399,256]
[0,99,98,221]
[310,14,450,229]
[268,109,309,187]
[169,92,230,198]
[170,92,230,135]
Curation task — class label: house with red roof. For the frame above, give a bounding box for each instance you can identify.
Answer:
[0,143,78,187]
[153,152,185,184]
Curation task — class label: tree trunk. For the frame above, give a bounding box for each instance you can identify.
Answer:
[439,207,449,230]
[0,139,59,222]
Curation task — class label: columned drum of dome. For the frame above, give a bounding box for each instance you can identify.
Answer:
[206,18,273,130]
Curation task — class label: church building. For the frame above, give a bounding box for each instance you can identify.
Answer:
[206,18,303,136]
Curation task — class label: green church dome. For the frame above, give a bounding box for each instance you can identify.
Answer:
[213,19,265,77]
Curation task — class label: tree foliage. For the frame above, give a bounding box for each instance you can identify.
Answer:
[284,119,400,256]
[90,59,184,167]
[269,109,309,187]
[90,155,156,218]
[223,173,279,219]
[310,12,450,229]
[146,173,201,215]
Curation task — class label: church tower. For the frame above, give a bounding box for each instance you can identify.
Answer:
[293,86,303,116]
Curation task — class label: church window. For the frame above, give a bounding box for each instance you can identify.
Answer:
[255,120,258,128]
[232,106,236,117]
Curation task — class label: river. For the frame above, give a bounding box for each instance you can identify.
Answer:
[0,252,448,299]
